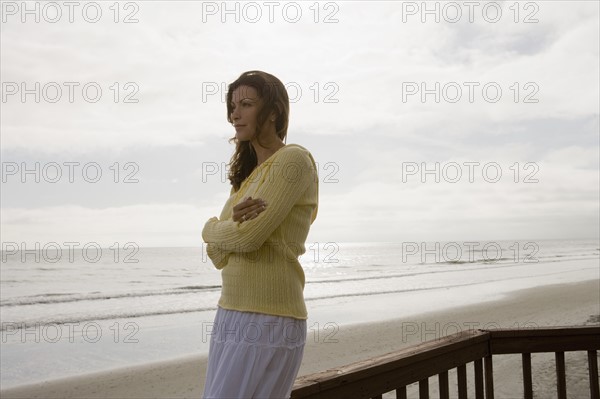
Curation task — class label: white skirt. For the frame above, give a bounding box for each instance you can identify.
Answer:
[202,306,307,399]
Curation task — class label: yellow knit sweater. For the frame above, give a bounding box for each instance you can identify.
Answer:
[202,144,319,320]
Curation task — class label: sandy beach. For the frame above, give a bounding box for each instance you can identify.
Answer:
[2,279,598,399]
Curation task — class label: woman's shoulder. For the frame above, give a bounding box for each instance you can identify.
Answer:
[279,144,316,166]
[280,143,314,158]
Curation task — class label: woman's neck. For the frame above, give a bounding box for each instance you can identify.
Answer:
[253,140,286,166]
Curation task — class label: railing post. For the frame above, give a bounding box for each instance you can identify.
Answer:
[474,358,484,399]
[457,364,467,399]
[396,386,407,399]
[522,353,533,399]
[419,378,429,399]
[484,355,494,399]
[438,371,449,399]
[556,351,567,399]
[589,350,599,399]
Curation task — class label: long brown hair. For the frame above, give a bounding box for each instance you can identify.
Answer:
[226,71,289,192]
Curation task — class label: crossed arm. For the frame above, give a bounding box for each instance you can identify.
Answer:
[202,149,315,269]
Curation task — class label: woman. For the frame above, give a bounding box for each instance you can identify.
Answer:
[201,70,319,398]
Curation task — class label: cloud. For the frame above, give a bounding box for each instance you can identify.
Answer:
[1,1,598,243]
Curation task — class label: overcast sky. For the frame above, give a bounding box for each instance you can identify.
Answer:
[1,1,598,248]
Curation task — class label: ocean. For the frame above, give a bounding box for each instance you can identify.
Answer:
[1,239,598,388]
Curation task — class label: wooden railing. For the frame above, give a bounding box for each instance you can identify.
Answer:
[291,326,600,399]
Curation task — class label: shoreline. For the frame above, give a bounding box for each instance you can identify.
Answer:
[1,279,598,398]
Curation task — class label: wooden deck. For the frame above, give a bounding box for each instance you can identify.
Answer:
[291,326,600,399]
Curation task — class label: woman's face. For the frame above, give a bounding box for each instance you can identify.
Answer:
[230,85,261,142]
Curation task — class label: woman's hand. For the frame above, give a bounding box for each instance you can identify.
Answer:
[232,196,267,224]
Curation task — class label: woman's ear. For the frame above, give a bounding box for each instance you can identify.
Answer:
[271,103,283,122]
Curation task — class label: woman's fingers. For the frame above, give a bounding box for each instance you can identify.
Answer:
[244,201,267,220]
[233,197,263,212]
[233,197,267,223]
[248,202,267,219]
